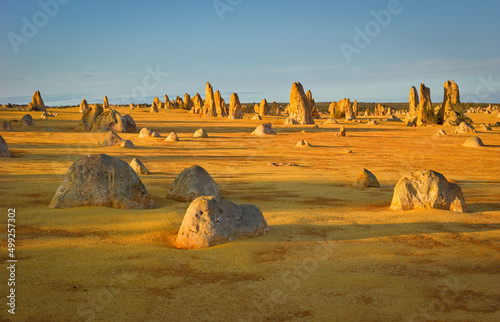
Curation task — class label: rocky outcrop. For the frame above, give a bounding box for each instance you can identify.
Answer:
[164,94,171,109]
[390,170,467,212]
[443,80,460,116]
[251,114,262,120]
[252,123,277,136]
[417,83,432,126]
[407,86,419,123]
[306,90,320,119]
[228,93,243,119]
[20,114,34,126]
[101,131,134,148]
[352,100,358,116]
[202,82,217,117]
[453,122,476,133]
[91,109,136,133]
[375,103,385,116]
[167,165,220,202]
[79,99,89,113]
[28,91,46,111]
[138,128,161,138]
[259,99,270,116]
[285,82,314,125]
[130,158,151,175]
[49,154,153,209]
[270,102,281,116]
[184,93,193,111]
[353,169,380,188]
[75,105,103,131]
[190,93,203,114]
[174,196,269,249]
[0,135,10,158]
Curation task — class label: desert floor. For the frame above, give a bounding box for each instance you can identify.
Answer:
[0,108,499,321]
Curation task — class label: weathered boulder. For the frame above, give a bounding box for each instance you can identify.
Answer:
[92,109,136,133]
[167,165,220,202]
[285,82,314,125]
[0,135,10,157]
[49,154,153,209]
[295,139,312,147]
[165,132,179,141]
[79,99,89,113]
[21,114,34,126]
[353,169,380,188]
[385,115,403,122]
[202,82,217,117]
[252,123,277,136]
[194,128,208,138]
[130,158,151,175]
[103,96,109,109]
[138,128,161,138]
[228,93,243,119]
[462,137,484,147]
[174,196,269,249]
[28,91,46,111]
[2,121,14,132]
[102,131,134,148]
[453,122,476,133]
[75,105,103,131]
[444,111,460,126]
[390,170,467,212]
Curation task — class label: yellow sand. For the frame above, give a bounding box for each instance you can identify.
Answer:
[0,108,499,321]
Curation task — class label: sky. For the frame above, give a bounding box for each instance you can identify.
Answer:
[1,0,499,106]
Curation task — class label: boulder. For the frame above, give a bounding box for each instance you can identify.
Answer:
[165,132,179,141]
[28,91,46,111]
[322,118,338,125]
[79,99,89,113]
[385,115,403,122]
[252,123,277,136]
[444,111,460,126]
[20,114,34,126]
[228,93,243,119]
[91,109,136,133]
[101,131,134,148]
[436,129,447,136]
[2,121,14,132]
[453,122,476,133]
[285,82,314,125]
[251,114,262,120]
[462,137,484,147]
[202,82,217,117]
[390,170,467,212]
[479,123,492,131]
[75,105,104,131]
[130,158,151,175]
[295,139,312,147]
[138,127,161,138]
[167,165,220,202]
[0,135,10,158]
[49,154,153,209]
[174,196,269,249]
[41,111,54,119]
[194,128,208,138]
[353,169,380,188]
[367,120,377,125]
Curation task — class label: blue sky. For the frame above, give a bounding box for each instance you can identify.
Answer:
[1,0,499,105]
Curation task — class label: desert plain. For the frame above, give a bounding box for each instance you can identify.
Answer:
[0,106,499,321]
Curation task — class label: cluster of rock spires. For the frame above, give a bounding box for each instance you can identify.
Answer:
[328,98,358,120]
[76,104,136,133]
[406,80,467,127]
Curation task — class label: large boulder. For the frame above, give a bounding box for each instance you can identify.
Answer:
[353,169,380,188]
[21,114,34,126]
[28,91,46,111]
[285,82,314,125]
[174,196,269,249]
[91,109,136,133]
[390,170,467,212]
[166,165,220,202]
[165,132,180,141]
[252,123,277,136]
[49,154,153,209]
[101,131,134,148]
[0,135,11,158]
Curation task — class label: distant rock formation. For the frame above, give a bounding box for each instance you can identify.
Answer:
[79,99,89,113]
[175,196,268,249]
[285,82,314,125]
[416,83,432,126]
[390,170,467,212]
[0,135,10,158]
[202,82,217,117]
[375,103,385,116]
[270,101,281,116]
[190,93,203,114]
[167,165,220,202]
[228,93,243,119]
[76,106,136,133]
[103,96,109,109]
[214,90,226,116]
[352,100,358,116]
[28,91,46,111]
[184,93,193,111]
[49,154,153,209]
[150,97,160,113]
[259,99,270,116]
[407,86,419,123]
[164,94,171,109]
[175,96,183,109]
[306,90,320,119]
[337,126,346,137]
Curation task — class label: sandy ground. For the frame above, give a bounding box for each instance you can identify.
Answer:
[0,107,499,321]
